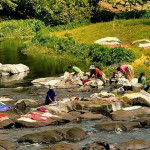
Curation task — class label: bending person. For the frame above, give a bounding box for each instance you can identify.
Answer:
[68,65,83,79]
[138,72,149,92]
[117,64,134,81]
[45,85,57,105]
[88,65,106,86]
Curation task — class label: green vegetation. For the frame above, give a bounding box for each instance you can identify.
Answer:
[0,19,44,38]
[0,0,91,26]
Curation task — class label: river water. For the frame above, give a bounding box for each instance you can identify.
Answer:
[0,39,70,88]
[0,39,150,150]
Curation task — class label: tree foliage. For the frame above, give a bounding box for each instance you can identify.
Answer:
[0,0,91,26]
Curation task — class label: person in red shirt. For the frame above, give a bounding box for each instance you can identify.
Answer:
[88,65,106,85]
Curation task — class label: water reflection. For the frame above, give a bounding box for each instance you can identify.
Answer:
[0,71,28,83]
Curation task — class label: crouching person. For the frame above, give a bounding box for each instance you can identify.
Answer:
[45,85,57,105]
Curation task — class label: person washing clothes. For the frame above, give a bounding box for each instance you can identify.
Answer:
[117,64,134,81]
[138,72,150,92]
[88,65,106,86]
[45,85,57,105]
[68,65,83,79]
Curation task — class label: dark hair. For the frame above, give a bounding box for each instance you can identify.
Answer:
[138,72,145,82]
[117,67,120,71]
[68,65,72,69]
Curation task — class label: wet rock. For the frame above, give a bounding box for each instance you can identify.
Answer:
[0,140,17,150]
[137,117,150,127]
[59,112,77,122]
[123,90,150,107]
[0,118,14,129]
[15,119,58,128]
[41,143,80,150]
[117,139,150,150]
[0,64,29,76]
[18,127,88,144]
[80,112,105,120]
[15,99,43,110]
[64,127,89,142]
[95,121,141,131]
[82,139,116,150]
[111,107,150,121]
[18,130,63,144]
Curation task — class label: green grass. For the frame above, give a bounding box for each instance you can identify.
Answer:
[52,19,150,44]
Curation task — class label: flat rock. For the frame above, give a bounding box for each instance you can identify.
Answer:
[111,107,150,121]
[80,112,105,120]
[0,140,17,150]
[41,143,80,150]
[123,90,150,107]
[18,127,88,144]
[95,121,141,131]
[117,139,150,150]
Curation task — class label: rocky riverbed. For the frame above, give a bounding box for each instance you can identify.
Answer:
[0,78,150,150]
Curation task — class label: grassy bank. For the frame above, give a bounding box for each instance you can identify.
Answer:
[1,18,150,79]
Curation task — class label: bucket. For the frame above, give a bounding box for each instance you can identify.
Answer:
[132,83,142,92]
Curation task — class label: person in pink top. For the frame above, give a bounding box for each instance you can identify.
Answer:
[117,64,134,81]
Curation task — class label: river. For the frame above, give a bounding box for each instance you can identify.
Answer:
[0,39,70,88]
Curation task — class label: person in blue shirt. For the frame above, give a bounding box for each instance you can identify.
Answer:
[45,85,57,105]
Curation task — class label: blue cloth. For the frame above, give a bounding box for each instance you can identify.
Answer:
[45,90,57,105]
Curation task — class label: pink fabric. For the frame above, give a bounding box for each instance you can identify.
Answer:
[120,65,128,73]
[37,107,46,112]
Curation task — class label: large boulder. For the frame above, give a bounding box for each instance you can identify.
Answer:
[0,140,17,150]
[123,90,150,107]
[111,106,150,121]
[95,121,141,131]
[0,64,29,76]
[41,143,80,150]
[15,99,43,111]
[117,139,150,150]
[18,127,88,144]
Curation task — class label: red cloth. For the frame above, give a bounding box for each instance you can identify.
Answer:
[83,79,91,85]
[37,107,46,112]
[21,112,50,121]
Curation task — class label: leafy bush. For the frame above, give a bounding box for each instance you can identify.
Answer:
[30,32,135,66]
[0,19,45,38]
